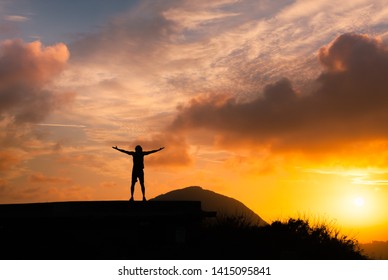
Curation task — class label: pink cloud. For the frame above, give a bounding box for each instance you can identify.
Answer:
[0,39,73,124]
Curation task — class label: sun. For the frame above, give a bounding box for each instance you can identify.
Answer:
[353,196,365,207]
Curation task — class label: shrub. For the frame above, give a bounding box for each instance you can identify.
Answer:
[198,216,367,259]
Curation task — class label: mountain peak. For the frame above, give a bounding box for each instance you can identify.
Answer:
[151,186,267,226]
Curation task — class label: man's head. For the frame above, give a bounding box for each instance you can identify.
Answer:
[135,145,142,152]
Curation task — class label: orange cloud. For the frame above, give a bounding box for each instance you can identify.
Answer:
[170,33,388,152]
[0,38,74,189]
[0,151,23,172]
[29,172,73,184]
[55,152,115,176]
[0,39,73,124]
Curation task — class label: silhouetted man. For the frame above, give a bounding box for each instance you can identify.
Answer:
[112,145,164,201]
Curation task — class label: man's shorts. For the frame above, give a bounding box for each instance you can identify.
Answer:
[132,168,144,183]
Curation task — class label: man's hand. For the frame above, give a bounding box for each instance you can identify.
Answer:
[112,146,118,150]
[159,147,165,151]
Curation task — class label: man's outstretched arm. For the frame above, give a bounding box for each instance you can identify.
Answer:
[112,146,133,155]
[143,147,164,155]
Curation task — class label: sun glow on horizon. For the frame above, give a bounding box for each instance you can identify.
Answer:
[249,164,388,243]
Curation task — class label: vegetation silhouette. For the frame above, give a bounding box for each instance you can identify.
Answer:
[196,216,366,259]
[112,145,164,201]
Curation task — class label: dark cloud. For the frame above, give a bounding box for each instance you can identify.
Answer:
[0,39,73,124]
[170,33,388,151]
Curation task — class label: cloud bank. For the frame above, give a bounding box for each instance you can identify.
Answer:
[171,33,388,151]
[0,39,72,124]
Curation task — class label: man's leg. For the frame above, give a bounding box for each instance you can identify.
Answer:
[139,170,146,201]
[130,171,137,201]
[130,181,135,201]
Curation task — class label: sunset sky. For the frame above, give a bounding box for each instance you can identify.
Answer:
[1,0,388,243]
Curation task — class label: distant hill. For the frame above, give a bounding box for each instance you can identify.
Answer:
[360,241,388,260]
[151,186,268,226]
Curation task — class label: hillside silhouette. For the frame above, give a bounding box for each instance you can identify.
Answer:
[360,241,388,259]
[0,186,367,260]
[151,186,267,226]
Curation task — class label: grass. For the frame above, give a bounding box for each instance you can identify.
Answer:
[198,215,367,259]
